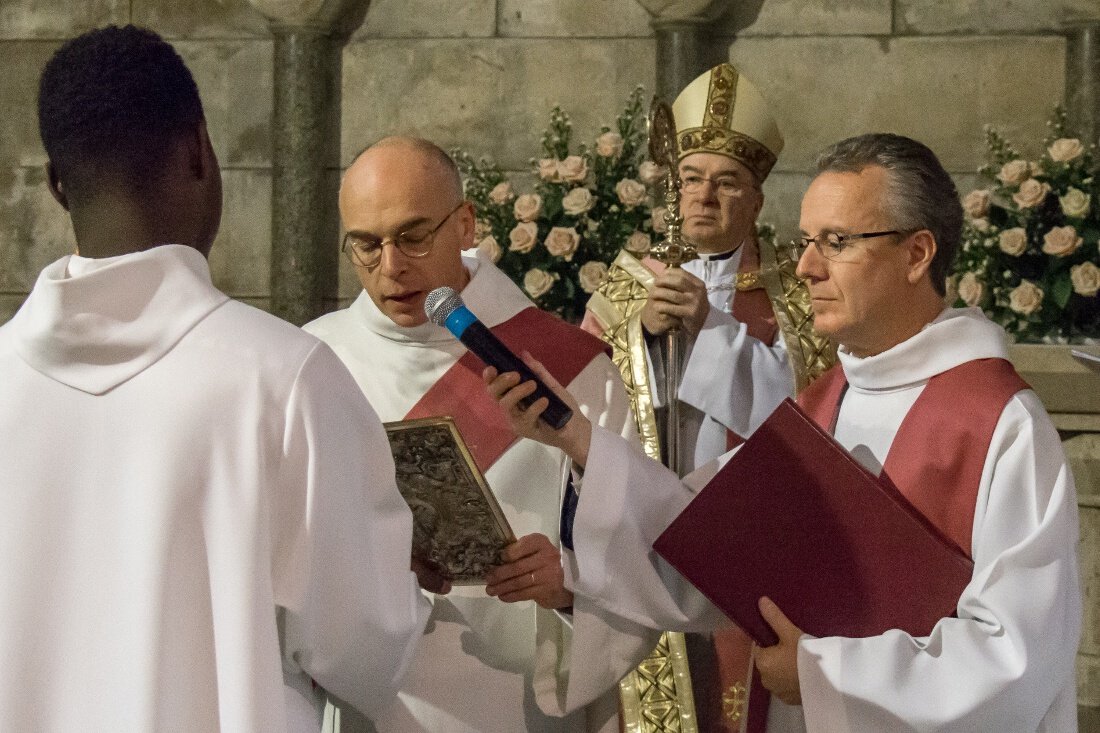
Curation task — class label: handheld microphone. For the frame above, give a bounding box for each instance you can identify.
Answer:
[424,287,574,430]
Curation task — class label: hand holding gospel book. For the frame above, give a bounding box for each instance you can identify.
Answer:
[652,398,974,646]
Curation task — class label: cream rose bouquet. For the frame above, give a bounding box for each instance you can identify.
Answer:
[950,108,1100,341]
[454,87,659,323]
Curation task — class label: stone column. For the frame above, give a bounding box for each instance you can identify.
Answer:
[637,0,729,102]
[247,0,370,325]
[1065,23,1100,147]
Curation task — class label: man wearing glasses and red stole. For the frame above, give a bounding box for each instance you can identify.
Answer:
[304,137,658,733]
[488,133,1081,732]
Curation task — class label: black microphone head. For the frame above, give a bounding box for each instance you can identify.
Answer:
[424,286,464,326]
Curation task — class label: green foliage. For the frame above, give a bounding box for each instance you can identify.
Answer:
[950,107,1100,342]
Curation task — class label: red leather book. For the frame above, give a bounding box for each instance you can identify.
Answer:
[652,398,974,647]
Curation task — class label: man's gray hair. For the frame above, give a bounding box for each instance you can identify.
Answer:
[814,133,962,296]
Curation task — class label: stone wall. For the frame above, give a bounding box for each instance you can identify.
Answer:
[3,0,1095,320]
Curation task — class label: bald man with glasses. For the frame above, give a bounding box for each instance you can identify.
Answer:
[304,136,658,733]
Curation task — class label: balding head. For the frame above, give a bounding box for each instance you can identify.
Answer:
[340,136,474,328]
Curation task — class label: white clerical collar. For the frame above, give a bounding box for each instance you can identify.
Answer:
[838,307,1009,392]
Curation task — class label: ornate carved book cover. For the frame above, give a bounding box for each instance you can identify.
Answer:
[653,398,974,647]
[384,416,515,585]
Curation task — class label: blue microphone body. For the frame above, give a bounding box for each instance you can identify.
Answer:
[427,289,573,430]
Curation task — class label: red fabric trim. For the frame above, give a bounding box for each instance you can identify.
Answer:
[881,358,1029,553]
[405,307,609,473]
[795,364,846,433]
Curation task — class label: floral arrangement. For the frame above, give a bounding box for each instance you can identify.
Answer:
[950,108,1100,342]
[454,87,664,323]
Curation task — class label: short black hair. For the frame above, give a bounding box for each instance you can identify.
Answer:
[814,133,963,297]
[37,25,204,199]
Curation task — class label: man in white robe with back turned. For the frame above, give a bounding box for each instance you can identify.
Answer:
[487,133,1082,731]
[0,25,432,732]
[305,137,658,733]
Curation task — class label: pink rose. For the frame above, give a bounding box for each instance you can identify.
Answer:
[997,228,1028,256]
[957,272,985,307]
[1071,262,1100,297]
[1048,138,1084,163]
[1008,280,1043,315]
[997,159,1030,185]
[596,131,624,158]
[616,178,648,208]
[557,155,588,183]
[561,187,595,216]
[962,189,991,219]
[638,161,664,185]
[474,219,492,240]
[944,275,959,305]
[1041,225,1083,257]
[626,230,651,254]
[579,261,610,293]
[488,181,514,205]
[544,226,580,261]
[538,158,560,182]
[476,235,502,263]
[508,222,538,253]
[523,268,556,299]
[1011,179,1050,209]
[651,208,668,233]
[513,193,542,222]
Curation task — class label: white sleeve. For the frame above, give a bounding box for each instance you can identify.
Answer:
[677,306,794,438]
[273,343,431,720]
[564,423,731,633]
[797,392,1081,731]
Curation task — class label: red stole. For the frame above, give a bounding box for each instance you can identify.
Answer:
[404,307,609,474]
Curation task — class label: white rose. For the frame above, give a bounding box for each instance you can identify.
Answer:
[1012,178,1051,209]
[523,268,556,299]
[638,160,664,185]
[971,217,991,232]
[558,155,588,183]
[561,187,595,216]
[1060,187,1091,218]
[1041,225,1083,257]
[488,181,514,205]
[616,178,648,208]
[538,158,560,181]
[957,271,985,307]
[962,189,991,219]
[513,193,542,222]
[1048,138,1085,163]
[508,222,538,253]
[578,261,610,293]
[997,159,1031,185]
[544,226,581,261]
[1071,261,1100,297]
[651,208,668,233]
[1008,280,1044,315]
[596,131,623,158]
[998,227,1028,256]
[476,235,502,263]
[626,230,651,254]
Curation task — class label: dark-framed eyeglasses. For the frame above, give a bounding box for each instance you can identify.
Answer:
[342,201,466,269]
[786,230,905,263]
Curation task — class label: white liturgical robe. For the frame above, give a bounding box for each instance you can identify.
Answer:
[305,250,659,733]
[650,249,793,473]
[566,307,1081,731]
[0,245,430,732]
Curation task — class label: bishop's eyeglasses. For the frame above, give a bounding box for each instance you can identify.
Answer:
[785,230,904,263]
[343,202,465,269]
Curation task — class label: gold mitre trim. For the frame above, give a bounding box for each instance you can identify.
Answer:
[672,63,784,181]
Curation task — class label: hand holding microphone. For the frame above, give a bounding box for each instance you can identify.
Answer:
[424,287,574,430]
